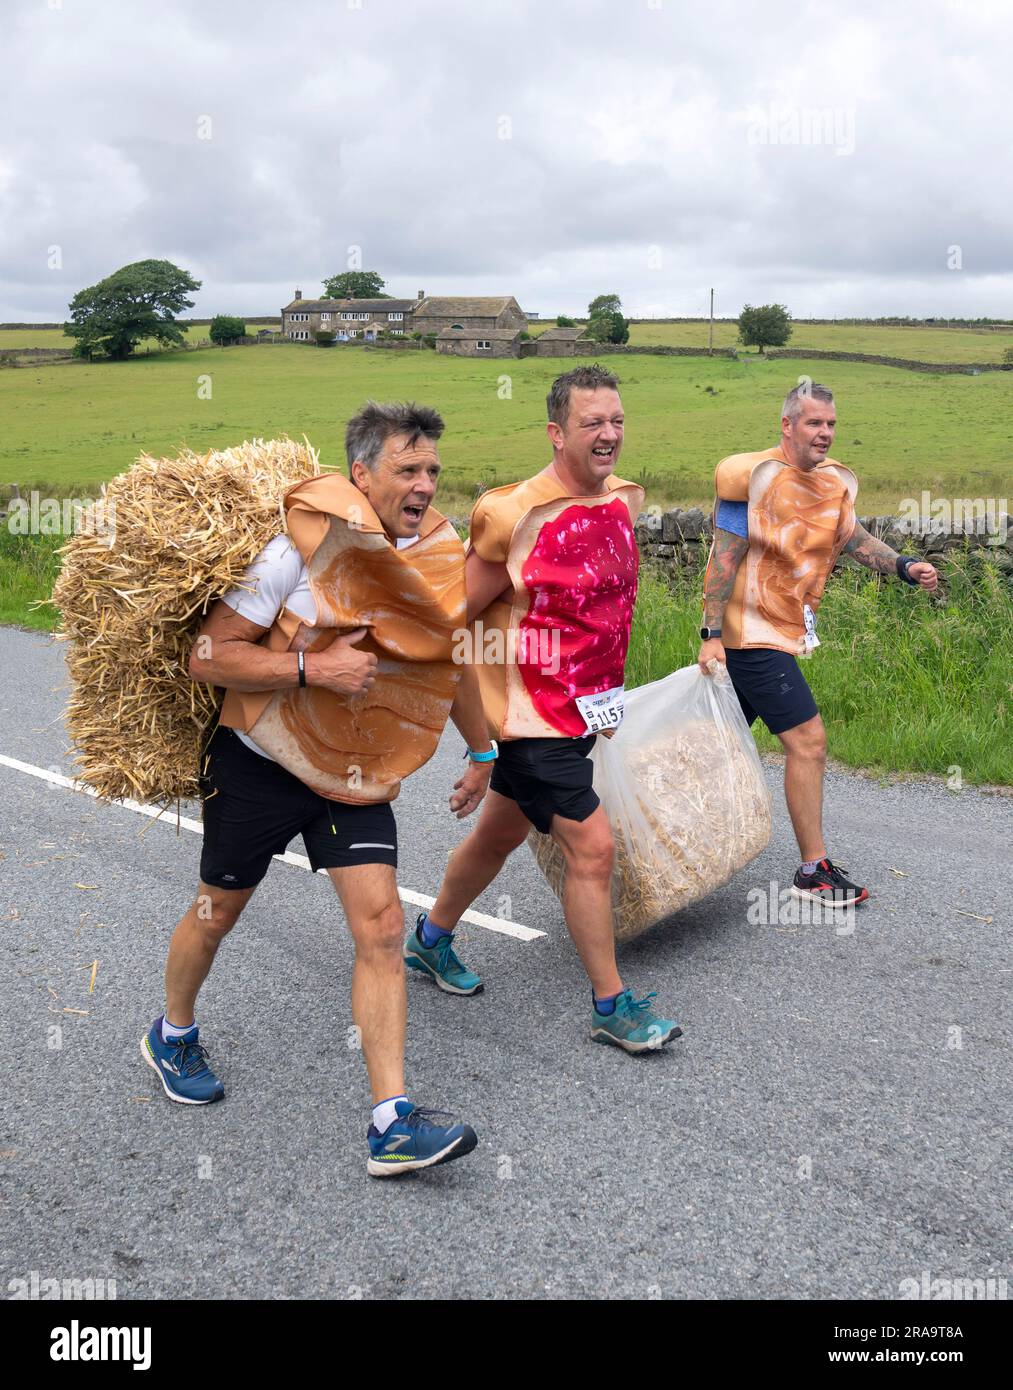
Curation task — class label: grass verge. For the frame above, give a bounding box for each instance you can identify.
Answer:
[2,526,1010,784]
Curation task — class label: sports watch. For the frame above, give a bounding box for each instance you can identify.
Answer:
[699,627,722,640]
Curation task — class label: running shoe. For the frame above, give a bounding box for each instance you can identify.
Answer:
[367,1101,478,1178]
[404,914,483,995]
[140,1017,225,1105]
[791,858,869,906]
[590,989,682,1054]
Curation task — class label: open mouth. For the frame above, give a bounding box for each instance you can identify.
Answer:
[591,445,616,460]
[402,502,426,522]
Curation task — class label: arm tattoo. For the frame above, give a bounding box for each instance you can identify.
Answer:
[842,521,901,575]
[703,527,749,627]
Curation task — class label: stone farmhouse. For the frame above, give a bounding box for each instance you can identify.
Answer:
[281,289,527,348]
[282,291,414,341]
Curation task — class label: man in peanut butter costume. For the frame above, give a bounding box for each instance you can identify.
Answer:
[405,365,683,1055]
[698,382,938,906]
[140,403,495,1178]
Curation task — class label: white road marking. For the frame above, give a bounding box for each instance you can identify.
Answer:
[0,752,545,942]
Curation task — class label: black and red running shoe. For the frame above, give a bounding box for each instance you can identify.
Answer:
[791,858,869,906]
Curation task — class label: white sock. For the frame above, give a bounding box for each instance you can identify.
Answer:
[372,1094,408,1134]
[162,1016,196,1042]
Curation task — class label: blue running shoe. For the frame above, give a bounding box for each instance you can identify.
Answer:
[367,1100,478,1178]
[590,989,682,1055]
[140,1017,225,1105]
[404,914,483,995]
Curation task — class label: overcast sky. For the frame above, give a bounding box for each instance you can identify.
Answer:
[2,0,1010,322]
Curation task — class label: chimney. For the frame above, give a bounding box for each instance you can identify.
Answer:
[417,289,424,300]
[294,288,302,300]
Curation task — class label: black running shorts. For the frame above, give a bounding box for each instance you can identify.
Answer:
[723,647,820,736]
[490,735,599,834]
[198,726,398,890]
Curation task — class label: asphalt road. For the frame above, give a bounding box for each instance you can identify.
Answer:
[1,624,1009,1300]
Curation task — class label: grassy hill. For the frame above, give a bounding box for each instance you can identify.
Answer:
[2,341,1009,514]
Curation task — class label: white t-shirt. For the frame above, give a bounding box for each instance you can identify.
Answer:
[220,531,419,760]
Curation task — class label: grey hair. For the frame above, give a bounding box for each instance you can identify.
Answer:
[782,382,834,423]
[547,363,621,427]
[344,400,445,474]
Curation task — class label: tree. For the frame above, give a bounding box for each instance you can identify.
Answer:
[65,260,201,360]
[556,314,576,327]
[588,293,622,317]
[321,271,389,299]
[209,314,246,345]
[737,303,792,353]
[314,330,336,346]
[587,293,629,344]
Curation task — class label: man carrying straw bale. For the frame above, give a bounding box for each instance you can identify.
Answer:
[404,365,683,1054]
[697,381,938,906]
[141,402,495,1178]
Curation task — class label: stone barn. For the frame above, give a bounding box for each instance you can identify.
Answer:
[435,328,522,358]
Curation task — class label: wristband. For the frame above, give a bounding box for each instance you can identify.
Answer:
[297,650,307,687]
[466,740,498,763]
[896,555,920,586]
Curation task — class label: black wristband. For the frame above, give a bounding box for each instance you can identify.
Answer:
[297,650,307,687]
[896,555,920,585]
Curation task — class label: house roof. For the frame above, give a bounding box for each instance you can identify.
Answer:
[436,327,521,341]
[417,297,521,317]
[282,298,415,313]
[536,325,589,339]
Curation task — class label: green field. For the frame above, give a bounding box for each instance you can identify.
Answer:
[5,318,1013,363]
[0,322,243,351]
[623,320,1013,362]
[2,341,1010,513]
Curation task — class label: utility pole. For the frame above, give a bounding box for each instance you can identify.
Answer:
[708,288,714,355]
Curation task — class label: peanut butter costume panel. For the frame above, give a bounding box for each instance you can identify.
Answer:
[221,474,465,803]
[706,448,857,655]
[467,472,644,740]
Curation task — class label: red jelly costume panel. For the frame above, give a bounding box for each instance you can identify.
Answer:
[467,471,644,742]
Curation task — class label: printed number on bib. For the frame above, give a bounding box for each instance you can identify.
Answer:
[574,686,625,734]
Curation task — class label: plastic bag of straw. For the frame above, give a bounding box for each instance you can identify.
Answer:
[528,662,772,941]
[51,437,320,807]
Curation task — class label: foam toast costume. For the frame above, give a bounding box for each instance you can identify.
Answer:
[220,474,466,803]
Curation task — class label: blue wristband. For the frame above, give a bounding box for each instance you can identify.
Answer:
[466,740,498,763]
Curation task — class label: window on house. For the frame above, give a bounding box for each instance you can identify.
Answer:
[321,313,330,321]
[451,323,464,330]
[388,312,403,321]
[476,340,492,349]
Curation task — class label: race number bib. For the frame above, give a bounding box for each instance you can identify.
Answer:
[574,685,625,734]
[802,603,821,655]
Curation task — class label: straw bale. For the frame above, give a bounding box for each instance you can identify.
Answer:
[51,437,321,806]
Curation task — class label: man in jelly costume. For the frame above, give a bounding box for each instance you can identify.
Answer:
[405,366,683,1054]
[698,382,937,906]
[140,402,496,1177]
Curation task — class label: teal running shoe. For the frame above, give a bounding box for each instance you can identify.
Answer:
[140,1016,225,1104]
[404,913,483,995]
[590,989,682,1054]
[367,1101,478,1178]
